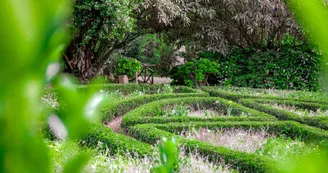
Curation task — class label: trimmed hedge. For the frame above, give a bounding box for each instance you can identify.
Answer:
[100,92,209,122]
[128,124,273,173]
[77,84,199,95]
[152,121,328,143]
[202,86,328,104]
[240,98,328,130]
[127,121,328,173]
[121,97,277,128]
[80,123,154,156]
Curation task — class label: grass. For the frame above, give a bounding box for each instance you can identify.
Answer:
[180,128,273,153]
[48,141,233,173]
[160,104,239,117]
[180,128,319,161]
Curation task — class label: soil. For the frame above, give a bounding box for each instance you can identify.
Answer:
[188,110,219,117]
[137,77,172,84]
[104,116,123,133]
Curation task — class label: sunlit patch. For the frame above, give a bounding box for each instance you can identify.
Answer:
[46,63,61,81]
[48,114,68,140]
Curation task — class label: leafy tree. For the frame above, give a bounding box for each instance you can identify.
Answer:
[65,0,139,80]
[66,0,313,81]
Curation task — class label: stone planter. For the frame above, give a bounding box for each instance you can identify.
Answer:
[118,75,129,84]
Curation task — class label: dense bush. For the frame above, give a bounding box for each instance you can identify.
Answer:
[197,36,324,91]
[115,57,141,77]
[170,59,219,87]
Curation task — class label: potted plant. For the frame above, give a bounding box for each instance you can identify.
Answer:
[115,56,141,84]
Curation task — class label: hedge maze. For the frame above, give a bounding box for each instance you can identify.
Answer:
[77,84,328,173]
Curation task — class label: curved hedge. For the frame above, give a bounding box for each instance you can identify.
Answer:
[240,98,328,130]
[100,91,209,122]
[127,121,328,173]
[202,86,328,104]
[80,123,154,156]
[121,97,277,128]
[68,84,328,173]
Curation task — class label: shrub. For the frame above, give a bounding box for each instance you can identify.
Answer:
[240,98,328,129]
[115,56,141,77]
[170,59,219,87]
[197,36,324,91]
[202,86,328,103]
[99,91,209,122]
[121,97,276,128]
[127,121,328,172]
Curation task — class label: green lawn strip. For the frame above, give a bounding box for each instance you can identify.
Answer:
[240,98,328,129]
[202,86,328,104]
[121,97,277,128]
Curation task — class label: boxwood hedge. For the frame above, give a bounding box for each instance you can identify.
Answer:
[100,92,209,122]
[240,98,328,130]
[121,97,277,128]
[127,121,328,173]
[202,86,328,104]
[80,123,154,156]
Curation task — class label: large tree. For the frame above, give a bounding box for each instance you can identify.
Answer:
[66,0,304,81]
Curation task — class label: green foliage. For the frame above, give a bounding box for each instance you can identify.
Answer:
[127,120,328,172]
[73,0,136,47]
[277,150,328,173]
[255,136,318,161]
[170,59,219,87]
[115,56,141,77]
[165,104,189,117]
[202,86,328,103]
[80,123,154,156]
[198,35,324,91]
[129,123,276,173]
[239,98,328,130]
[124,34,176,76]
[65,0,139,79]
[121,97,276,128]
[153,138,180,173]
[0,0,109,172]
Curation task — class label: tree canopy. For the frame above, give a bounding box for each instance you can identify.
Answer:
[65,0,311,81]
